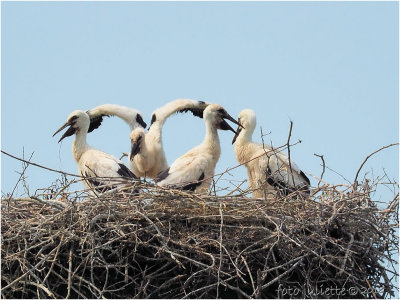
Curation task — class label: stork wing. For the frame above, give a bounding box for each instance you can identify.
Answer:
[87,104,146,132]
[80,150,137,192]
[149,99,211,129]
[156,152,209,191]
[88,114,109,133]
[256,145,310,193]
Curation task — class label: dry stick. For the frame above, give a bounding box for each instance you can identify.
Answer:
[216,203,224,298]
[25,281,55,298]
[6,150,34,204]
[9,196,67,211]
[225,180,247,196]
[338,233,354,276]
[261,256,304,290]
[50,179,76,201]
[241,256,256,295]
[66,246,73,299]
[43,234,65,284]
[53,261,106,299]
[286,121,296,188]
[134,210,185,269]
[182,283,219,299]
[314,153,326,188]
[353,143,399,184]
[1,244,60,292]
[1,150,81,178]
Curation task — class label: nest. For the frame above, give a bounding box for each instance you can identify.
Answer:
[1,177,398,299]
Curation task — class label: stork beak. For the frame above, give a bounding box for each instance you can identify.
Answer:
[218,111,244,134]
[53,122,76,143]
[222,111,243,129]
[232,121,243,144]
[219,119,238,134]
[130,136,142,159]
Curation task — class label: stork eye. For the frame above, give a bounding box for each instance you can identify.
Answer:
[217,108,227,115]
[68,115,78,124]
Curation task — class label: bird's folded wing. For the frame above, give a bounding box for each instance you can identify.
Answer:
[157,152,209,187]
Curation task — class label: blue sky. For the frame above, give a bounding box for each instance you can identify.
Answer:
[1,0,399,296]
[1,3,398,191]
[2,1,398,196]
[1,2,398,196]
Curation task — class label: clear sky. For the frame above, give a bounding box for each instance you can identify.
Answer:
[1,0,399,295]
[1,3,398,196]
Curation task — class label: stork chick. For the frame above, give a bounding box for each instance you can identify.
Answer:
[53,110,137,193]
[232,109,310,198]
[129,99,210,178]
[156,104,242,194]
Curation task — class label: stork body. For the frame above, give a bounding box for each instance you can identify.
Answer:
[53,110,137,193]
[156,104,241,193]
[129,99,209,178]
[232,109,310,198]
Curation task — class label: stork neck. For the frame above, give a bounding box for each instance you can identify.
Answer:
[234,128,254,164]
[203,121,221,155]
[237,127,253,145]
[72,129,90,162]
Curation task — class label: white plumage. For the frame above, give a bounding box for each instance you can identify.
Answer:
[232,109,310,198]
[53,110,137,193]
[86,104,147,132]
[156,104,241,193]
[129,99,209,178]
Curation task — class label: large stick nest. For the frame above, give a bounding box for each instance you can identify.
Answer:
[1,178,398,299]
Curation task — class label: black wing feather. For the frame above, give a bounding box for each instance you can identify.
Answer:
[182,172,205,191]
[117,163,137,179]
[84,172,117,192]
[156,167,170,182]
[300,170,311,185]
[177,107,205,118]
[88,114,110,133]
[136,114,147,128]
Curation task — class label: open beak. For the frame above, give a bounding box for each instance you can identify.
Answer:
[53,122,76,143]
[218,111,244,134]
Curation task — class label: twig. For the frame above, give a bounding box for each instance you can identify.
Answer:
[354,143,399,184]
[285,121,296,187]
[1,150,81,178]
[314,153,325,188]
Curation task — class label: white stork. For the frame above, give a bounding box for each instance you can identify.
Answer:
[53,110,138,193]
[129,99,210,178]
[232,109,310,198]
[156,104,242,193]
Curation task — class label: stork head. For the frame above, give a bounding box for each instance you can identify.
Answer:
[232,109,256,144]
[130,127,146,159]
[203,104,243,134]
[53,110,90,143]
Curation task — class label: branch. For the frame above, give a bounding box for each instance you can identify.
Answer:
[354,143,399,184]
[1,150,81,178]
[314,153,326,188]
